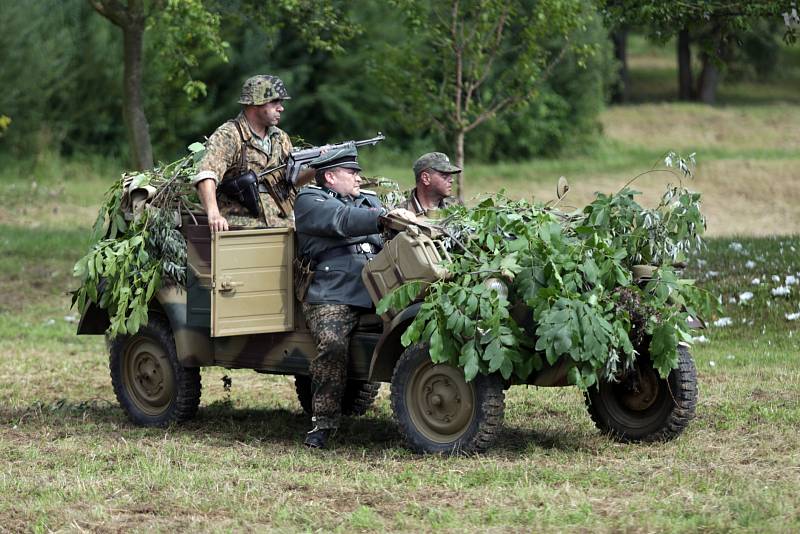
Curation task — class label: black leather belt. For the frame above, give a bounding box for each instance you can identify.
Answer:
[316,243,378,263]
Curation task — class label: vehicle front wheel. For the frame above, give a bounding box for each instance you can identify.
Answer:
[390,343,505,454]
[585,345,698,442]
[109,316,201,426]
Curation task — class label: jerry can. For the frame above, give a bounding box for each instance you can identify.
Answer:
[362,225,450,320]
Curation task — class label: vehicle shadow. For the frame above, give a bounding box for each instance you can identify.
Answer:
[1,399,596,456]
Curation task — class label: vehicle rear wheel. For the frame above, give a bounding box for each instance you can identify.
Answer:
[109,316,201,426]
[585,345,697,442]
[294,376,380,416]
[390,343,505,454]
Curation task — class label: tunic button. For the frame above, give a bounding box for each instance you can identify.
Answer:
[324,266,330,271]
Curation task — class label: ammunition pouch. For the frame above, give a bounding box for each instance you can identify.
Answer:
[293,256,315,302]
[219,171,260,218]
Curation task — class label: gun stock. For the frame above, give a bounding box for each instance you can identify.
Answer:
[256,133,386,217]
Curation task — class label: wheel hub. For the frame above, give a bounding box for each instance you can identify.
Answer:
[408,362,476,443]
[123,338,175,416]
[620,367,659,411]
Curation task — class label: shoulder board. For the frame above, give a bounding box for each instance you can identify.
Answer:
[305,185,322,190]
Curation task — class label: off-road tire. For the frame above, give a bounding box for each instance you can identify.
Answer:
[390,343,505,454]
[109,316,201,426]
[294,376,381,416]
[585,345,697,442]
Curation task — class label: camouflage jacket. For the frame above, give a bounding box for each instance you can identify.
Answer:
[193,112,292,227]
[294,185,385,309]
[397,187,459,216]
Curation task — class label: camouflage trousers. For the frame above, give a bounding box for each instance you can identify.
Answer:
[302,303,359,430]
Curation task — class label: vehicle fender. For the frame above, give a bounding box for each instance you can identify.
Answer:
[155,285,213,367]
[368,302,423,382]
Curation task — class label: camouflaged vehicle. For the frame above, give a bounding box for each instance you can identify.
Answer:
[77,213,699,454]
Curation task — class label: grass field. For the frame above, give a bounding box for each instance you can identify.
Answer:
[1,39,799,532]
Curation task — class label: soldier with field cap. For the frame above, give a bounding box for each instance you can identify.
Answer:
[398,151,462,216]
[294,145,417,449]
[192,74,293,232]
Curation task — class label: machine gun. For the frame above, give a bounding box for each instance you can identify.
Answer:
[221,133,385,221]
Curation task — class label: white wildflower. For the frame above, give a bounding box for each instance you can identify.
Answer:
[751,278,761,285]
[745,260,756,269]
[713,317,733,327]
[725,354,735,360]
[786,312,800,321]
[44,319,56,326]
[63,315,78,323]
[728,297,737,304]
[772,286,791,297]
[772,275,781,282]
[709,360,716,367]
[696,259,707,267]
[738,291,754,303]
[729,242,743,252]
[692,335,709,344]
[707,271,719,278]
[786,275,798,286]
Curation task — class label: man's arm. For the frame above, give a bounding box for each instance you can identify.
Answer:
[196,179,228,233]
[295,192,416,238]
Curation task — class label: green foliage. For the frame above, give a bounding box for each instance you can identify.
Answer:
[151,0,230,99]
[0,115,9,138]
[380,177,717,387]
[72,150,201,337]
[375,0,597,164]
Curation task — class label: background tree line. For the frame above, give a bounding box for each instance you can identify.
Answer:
[0,0,795,172]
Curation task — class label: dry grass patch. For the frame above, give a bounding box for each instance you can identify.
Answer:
[601,103,800,152]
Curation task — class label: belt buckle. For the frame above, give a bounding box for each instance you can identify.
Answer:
[360,243,372,253]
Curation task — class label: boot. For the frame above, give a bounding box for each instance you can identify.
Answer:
[304,427,332,449]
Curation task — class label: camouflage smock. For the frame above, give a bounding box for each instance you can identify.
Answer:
[397,187,459,216]
[193,112,292,227]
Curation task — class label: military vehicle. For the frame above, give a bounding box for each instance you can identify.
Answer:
[77,209,699,454]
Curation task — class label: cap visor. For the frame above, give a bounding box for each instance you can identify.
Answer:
[339,162,362,171]
[434,163,462,173]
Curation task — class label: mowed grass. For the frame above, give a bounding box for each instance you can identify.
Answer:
[1,222,799,531]
[1,41,800,531]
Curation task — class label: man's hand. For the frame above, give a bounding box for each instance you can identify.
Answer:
[196,178,229,233]
[207,209,229,233]
[387,208,418,223]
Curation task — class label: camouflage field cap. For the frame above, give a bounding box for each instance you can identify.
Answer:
[413,152,462,177]
[310,143,362,171]
[238,75,291,105]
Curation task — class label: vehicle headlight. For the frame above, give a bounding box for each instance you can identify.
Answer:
[484,277,508,298]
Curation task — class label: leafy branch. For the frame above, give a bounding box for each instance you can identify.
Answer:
[380,180,717,389]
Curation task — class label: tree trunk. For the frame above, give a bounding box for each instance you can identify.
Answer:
[122,20,153,170]
[455,129,465,202]
[88,0,153,170]
[696,53,721,105]
[611,29,629,104]
[677,29,693,101]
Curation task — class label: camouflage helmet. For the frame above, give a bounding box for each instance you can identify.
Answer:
[238,75,291,106]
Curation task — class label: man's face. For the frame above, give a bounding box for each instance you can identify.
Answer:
[327,167,362,197]
[422,169,454,198]
[254,99,284,128]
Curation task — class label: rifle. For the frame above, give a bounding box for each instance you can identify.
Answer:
[221,133,385,221]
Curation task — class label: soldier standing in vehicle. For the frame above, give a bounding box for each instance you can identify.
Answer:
[294,145,416,448]
[398,152,462,216]
[192,74,293,232]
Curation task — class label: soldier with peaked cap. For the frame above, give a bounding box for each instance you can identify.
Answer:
[193,74,294,232]
[398,152,462,216]
[294,145,417,448]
